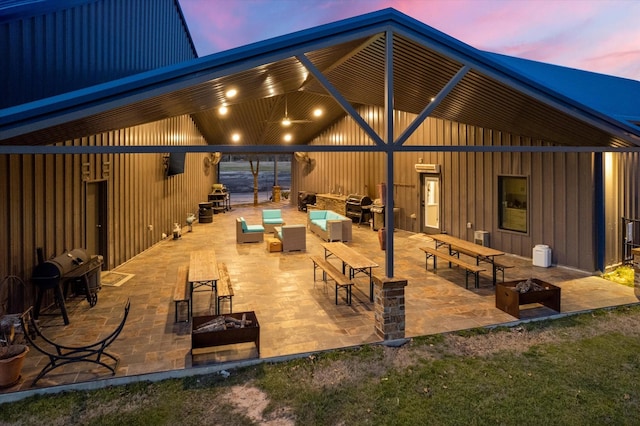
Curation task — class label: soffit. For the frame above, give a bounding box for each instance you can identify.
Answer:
[1,11,637,149]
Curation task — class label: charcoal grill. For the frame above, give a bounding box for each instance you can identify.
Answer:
[345,194,372,226]
[31,248,103,324]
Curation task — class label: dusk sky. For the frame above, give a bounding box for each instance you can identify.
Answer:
[179,0,640,81]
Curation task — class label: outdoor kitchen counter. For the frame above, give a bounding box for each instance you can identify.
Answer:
[315,193,347,216]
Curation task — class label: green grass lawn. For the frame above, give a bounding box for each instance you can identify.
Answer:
[220,160,291,173]
[2,305,640,425]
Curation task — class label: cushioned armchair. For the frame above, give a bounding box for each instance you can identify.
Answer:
[276,225,306,252]
[262,209,285,233]
[236,217,265,243]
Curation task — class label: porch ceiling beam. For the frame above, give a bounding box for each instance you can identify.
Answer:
[295,54,386,147]
[394,65,470,146]
[4,144,640,155]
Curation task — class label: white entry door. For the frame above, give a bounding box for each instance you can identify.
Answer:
[423,175,440,232]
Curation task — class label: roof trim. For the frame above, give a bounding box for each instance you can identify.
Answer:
[1,7,639,146]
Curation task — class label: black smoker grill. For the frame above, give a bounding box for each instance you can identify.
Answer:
[345,194,372,226]
[298,191,317,212]
[31,248,103,324]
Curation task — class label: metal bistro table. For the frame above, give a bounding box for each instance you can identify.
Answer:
[322,242,379,301]
[189,250,220,306]
[430,234,505,285]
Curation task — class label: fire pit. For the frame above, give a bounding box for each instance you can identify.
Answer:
[495,278,561,318]
[191,311,260,362]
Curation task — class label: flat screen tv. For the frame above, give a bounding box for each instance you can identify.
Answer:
[166,152,186,176]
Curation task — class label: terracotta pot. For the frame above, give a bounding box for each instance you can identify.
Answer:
[0,346,29,388]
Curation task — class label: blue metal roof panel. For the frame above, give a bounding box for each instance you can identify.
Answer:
[1,7,639,147]
[485,52,640,122]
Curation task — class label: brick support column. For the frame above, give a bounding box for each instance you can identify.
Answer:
[632,248,640,297]
[373,275,408,340]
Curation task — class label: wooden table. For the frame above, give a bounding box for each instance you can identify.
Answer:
[322,242,379,301]
[430,234,505,285]
[188,249,219,296]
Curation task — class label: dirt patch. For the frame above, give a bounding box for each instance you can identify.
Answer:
[442,309,640,358]
[220,384,295,426]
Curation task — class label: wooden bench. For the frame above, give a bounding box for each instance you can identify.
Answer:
[173,265,190,323]
[310,255,354,305]
[216,262,234,314]
[439,244,511,286]
[419,246,486,289]
[492,258,514,283]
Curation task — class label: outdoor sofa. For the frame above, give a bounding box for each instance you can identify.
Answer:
[307,210,352,242]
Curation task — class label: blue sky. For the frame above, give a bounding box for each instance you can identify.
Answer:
[179,0,640,80]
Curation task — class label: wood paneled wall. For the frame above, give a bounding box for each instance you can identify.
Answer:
[293,107,598,271]
[0,115,214,294]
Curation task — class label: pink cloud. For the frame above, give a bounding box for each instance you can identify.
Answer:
[178,0,640,80]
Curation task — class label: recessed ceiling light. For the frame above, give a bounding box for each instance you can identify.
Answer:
[313,108,323,117]
[283,133,292,142]
[231,133,241,142]
[219,105,228,115]
[226,88,237,98]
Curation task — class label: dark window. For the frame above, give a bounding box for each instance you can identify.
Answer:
[498,176,528,233]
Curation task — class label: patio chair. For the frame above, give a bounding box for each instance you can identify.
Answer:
[236,217,264,243]
[261,209,285,233]
[19,299,131,386]
[276,225,306,252]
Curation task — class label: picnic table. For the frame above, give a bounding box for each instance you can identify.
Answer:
[189,249,219,296]
[430,234,505,285]
[321,242,379,301]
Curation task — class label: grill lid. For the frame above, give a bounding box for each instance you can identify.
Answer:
[346,194,372,206]
[32,249,90,281]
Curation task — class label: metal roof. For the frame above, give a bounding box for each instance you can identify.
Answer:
[1,7,639,151]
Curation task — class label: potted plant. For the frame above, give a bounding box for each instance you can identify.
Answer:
[0,317,29,388]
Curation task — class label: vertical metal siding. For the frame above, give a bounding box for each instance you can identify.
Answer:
[296,108,597,271]
[1,0,196,108]
[0,115,213,303]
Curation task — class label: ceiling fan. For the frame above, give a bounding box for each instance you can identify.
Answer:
[269,95,313,127]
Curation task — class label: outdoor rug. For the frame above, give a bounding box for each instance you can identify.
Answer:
[101,271,135,287]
